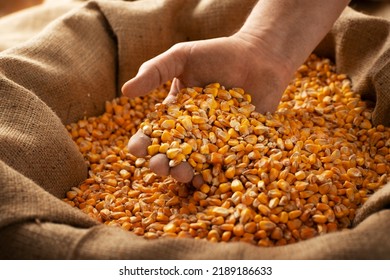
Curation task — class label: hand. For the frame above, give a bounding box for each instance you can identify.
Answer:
[122,33,294,113]
[122,0,349,184]
[122,34,294,184]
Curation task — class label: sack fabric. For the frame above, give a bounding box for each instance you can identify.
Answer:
[0,0,389,259]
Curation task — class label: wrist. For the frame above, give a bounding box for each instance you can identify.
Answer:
[234,0,350,76]
[231,30,296,86]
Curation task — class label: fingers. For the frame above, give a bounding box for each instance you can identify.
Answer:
[149,153,195,183]
[149,154,170,177]
[127,129,198,184]
[127,129,151,158]
[124,43,200,184]
[121,44,187,98]
[163,77,184,105]
[191,174,204,189]
[170,162,194,183]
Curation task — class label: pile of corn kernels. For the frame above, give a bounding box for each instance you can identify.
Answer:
[64,54,389,246]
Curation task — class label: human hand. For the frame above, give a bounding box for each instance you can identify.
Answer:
[122,0,349,184]
[122,33,294,113]
[122,33,295,183]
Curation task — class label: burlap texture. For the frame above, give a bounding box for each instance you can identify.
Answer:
[0,0,389,259]
[0,1,82,50]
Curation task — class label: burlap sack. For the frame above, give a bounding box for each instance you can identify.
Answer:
[0,0,389,259]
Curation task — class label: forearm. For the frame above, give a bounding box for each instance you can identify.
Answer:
[237,0,350,71]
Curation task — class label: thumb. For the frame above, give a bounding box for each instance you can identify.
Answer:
[121,43,187,98]
[163,77,184,105]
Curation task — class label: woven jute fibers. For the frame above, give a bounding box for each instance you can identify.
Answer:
[0,0,389,259]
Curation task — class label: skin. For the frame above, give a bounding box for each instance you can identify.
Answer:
[123,0,350,183]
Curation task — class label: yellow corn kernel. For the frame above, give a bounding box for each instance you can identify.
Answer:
[179,116,193,131]
[180,142,193,155]
[147,144,160,156]
[225,166,236,179]
[166,148,182,159]
[190,152,207,163]
[215,128,230,142]
[218,182,231,193]
[259,220,277,231]
[224,154,237,165]
[210,152,224,164]
[304,143,321,154]
[376,163,387,174]
[231,179,244,192]
[295,170,306,181]
[192,115,207,124]
[158,142,170,153]
[161,130,174,142]
[288,210,302,220]
[161,119,176,129]
[312,214,328,224]
[347,167,362,178]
